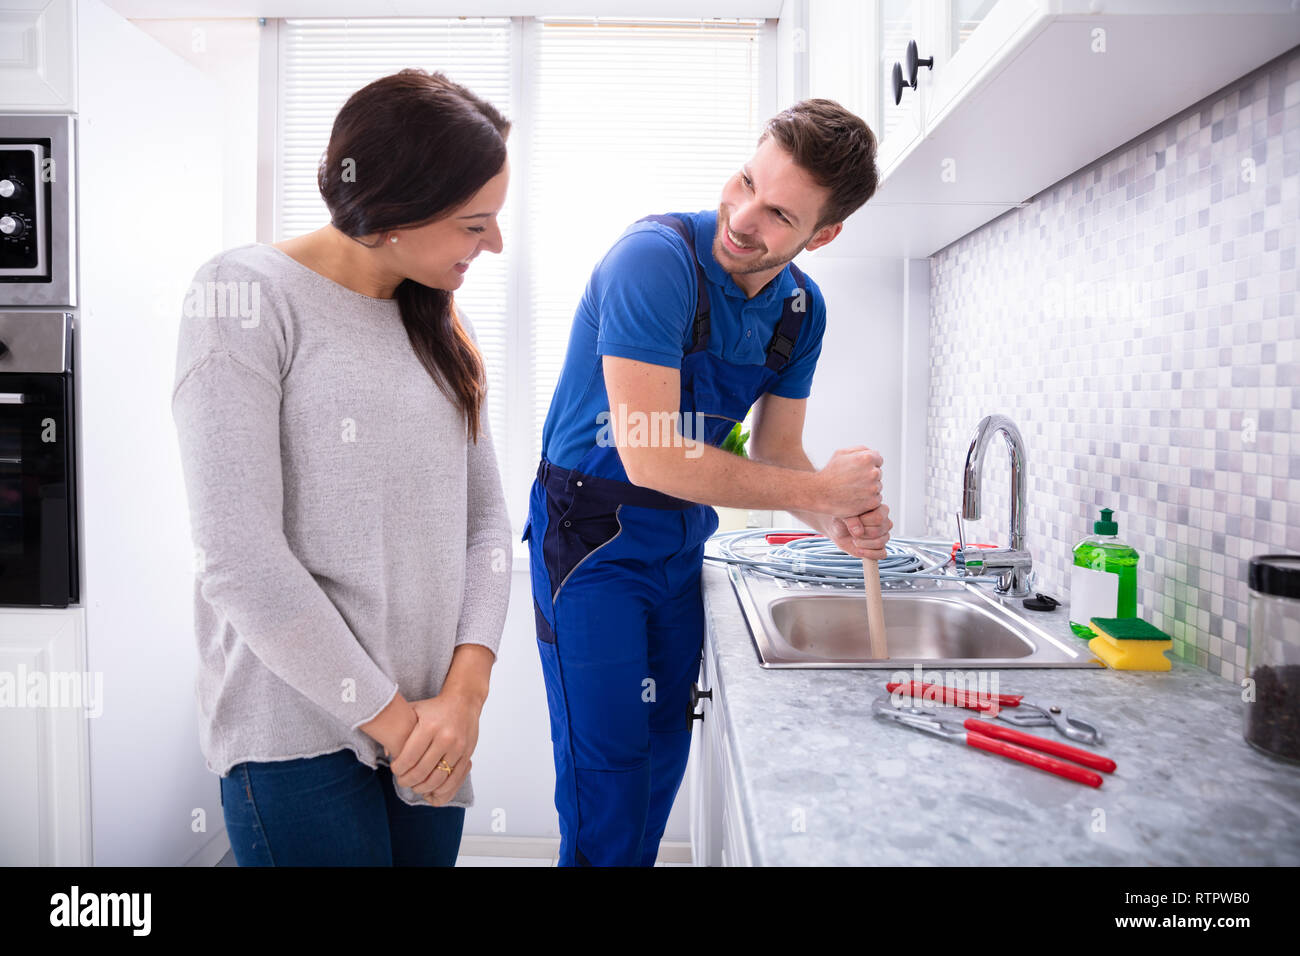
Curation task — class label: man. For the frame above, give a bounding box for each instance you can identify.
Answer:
[521,99,890,866]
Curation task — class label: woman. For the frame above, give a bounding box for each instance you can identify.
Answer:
[171,69,513,866]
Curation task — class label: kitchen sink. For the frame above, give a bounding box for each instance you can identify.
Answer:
[725,565,1102,669]
[717,413,1104,669]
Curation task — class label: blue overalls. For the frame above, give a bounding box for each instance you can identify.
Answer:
[521,214,809,866]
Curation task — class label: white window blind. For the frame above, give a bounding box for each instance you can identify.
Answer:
[525,17,764,472]
[276,17,514,457]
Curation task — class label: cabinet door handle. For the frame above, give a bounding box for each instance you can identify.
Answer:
[687,682,713,726]
[892,39,934,105]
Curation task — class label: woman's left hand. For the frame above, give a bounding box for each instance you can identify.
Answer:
[390,689,483,805]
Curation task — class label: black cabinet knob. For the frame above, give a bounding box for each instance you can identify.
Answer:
[906,39,934,86]
[892,39,934,105]
[686,682,713,727]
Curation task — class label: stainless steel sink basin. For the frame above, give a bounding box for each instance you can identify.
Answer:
[726,565,1102,669]
[772,590,1034,660]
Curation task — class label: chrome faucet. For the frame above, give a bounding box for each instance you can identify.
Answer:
[957,414,1033,598]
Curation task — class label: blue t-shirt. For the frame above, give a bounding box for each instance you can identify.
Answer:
[540,208,827,471]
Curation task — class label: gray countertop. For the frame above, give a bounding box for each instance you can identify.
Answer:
[699,561,1300,865]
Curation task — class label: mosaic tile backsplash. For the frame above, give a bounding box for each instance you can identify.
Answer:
[925,47,1299,683]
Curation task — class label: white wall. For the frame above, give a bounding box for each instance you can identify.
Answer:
[783,250,912,530]
[129,18,261,251]
[77,0,225,865]
[461,569,561,839]
[899,257,931,538]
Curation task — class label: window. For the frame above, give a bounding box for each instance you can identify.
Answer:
[276,16,767,532]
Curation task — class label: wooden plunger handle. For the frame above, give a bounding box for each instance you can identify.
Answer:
[862,557,889,659]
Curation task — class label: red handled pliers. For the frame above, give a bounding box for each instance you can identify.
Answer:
[885,680,1104,746]
[871,695,1117,787]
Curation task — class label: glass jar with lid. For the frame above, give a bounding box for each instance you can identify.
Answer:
[1244,555,1300,763]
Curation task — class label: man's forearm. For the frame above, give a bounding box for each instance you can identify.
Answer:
[747,447,833,537]
[628,441,825,514]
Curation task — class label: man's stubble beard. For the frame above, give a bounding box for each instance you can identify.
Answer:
[711,228,814,276]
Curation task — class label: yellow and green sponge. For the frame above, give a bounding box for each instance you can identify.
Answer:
[1087,617,1173,671]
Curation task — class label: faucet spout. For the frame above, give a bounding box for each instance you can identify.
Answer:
[960,414,1031,595]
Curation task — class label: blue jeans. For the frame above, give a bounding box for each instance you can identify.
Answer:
[219,748,465,866]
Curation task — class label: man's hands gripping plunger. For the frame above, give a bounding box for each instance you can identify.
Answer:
[815,446,893,560]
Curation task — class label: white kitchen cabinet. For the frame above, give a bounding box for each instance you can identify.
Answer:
[876,0,927,171]
[718,721,754,867]
[807,0,1036,180]
[0,0,77,111]
[806,0,924,174]
[0,608,92,865]
[687,626,755,867]
[800,0,1300,257]
[687,633,722,865]
[924,0,1044,130]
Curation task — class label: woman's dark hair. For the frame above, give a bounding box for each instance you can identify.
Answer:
[319,69,510,443]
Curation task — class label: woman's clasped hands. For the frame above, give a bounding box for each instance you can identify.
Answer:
[386,690,482,806]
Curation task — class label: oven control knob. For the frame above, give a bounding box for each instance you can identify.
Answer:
[0,214,28,238]
[0,179,18,199]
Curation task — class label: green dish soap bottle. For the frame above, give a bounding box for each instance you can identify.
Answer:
[1068,508,1139,639]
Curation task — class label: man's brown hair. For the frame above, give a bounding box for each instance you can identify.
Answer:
[758,98,880,233]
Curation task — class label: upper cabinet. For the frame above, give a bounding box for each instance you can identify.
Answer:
[809,0,1038,182]
[924,0,1041,132]
[0,0,77,111]
[807,0,924,171]
[875,0,926,171]
[802,0,1300,258]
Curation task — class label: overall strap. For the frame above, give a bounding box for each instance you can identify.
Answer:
[635,214,711,355]
[764,262,809,372]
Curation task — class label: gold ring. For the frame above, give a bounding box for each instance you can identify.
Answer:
[437,759,454,775]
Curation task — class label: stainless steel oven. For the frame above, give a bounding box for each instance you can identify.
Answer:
[0,311,77,606]
[0,114,78,606]
[0,113,75,305]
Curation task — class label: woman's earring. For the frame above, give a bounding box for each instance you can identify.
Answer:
[389,235,398,243]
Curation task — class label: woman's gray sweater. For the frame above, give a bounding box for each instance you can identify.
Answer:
[170,242,512,809]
